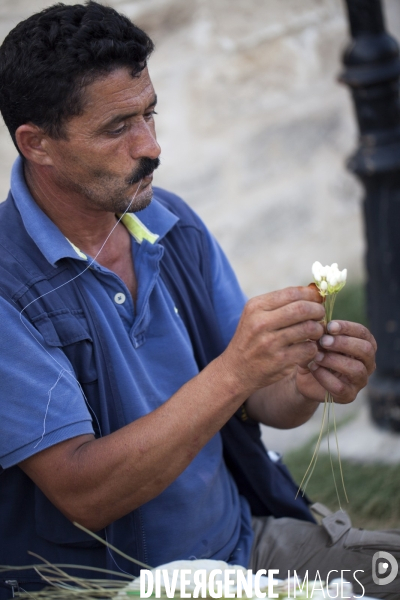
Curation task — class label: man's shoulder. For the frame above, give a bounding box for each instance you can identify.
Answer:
[0,194,22,259]
[152,187,206,232]
[0,194,55,296]
[0,193,11,219]
[0,192,21,235]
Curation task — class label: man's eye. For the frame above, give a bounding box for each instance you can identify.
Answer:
[109,124,127,135]
[145,110,158,119]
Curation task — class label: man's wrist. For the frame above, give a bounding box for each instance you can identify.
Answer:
[213,352,255,400]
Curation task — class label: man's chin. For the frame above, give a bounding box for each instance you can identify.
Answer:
[129,182,153,213]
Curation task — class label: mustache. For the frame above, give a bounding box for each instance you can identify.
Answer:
[127,157,160,185]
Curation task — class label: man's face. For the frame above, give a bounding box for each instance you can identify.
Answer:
[43,66,161,213]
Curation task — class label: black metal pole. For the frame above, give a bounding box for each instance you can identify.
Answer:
[340,0,400,431]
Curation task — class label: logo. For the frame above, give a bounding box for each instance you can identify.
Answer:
[372,551,398,586]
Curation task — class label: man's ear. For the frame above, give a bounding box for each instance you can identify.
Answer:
[15,124,54,165]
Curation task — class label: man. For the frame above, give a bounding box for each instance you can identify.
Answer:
[0,2,397,599]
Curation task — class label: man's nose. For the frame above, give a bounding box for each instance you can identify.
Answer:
[130,119,161,160]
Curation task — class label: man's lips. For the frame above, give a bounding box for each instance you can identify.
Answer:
[128,173,153,187]
[140,173,153,187]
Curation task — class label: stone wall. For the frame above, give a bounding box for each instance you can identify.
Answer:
[1,0,399,296]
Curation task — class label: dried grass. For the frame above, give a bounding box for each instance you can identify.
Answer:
[0,522,144,599]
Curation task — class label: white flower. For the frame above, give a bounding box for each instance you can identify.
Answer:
[320,280,328,291]
[311,261,323,282]
[312,262,347,296]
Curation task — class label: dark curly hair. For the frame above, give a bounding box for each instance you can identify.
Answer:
[0,1,154,152]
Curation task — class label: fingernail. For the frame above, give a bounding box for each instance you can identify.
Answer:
[328,321,340,334]
[308,361,319,372]
[320,334,334,347]
[315,351,325,362]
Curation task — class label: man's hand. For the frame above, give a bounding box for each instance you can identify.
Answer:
[245,315,377,429]
[296,320,377,404]
[219,286,325,397]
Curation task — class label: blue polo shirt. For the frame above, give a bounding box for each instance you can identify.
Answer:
[0,157,253,569]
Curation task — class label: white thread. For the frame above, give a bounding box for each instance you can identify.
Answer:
[18,586,35,598]
[34,368,66,448]
[20,180,143,332]
[75,378,103,439]
[19,179,143,399]
[104,527,135,577]
[17,179,144,574]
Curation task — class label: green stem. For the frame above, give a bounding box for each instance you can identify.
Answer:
[332,400,349,503]
[297,292,349,506]
[296,398,328,497]
[327,393,342,510]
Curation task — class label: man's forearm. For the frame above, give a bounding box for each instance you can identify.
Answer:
[245,372,320,429]
[20,356,248,531]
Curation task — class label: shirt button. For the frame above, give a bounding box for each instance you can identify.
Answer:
[114,292,126,305]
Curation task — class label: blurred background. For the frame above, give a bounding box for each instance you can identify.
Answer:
[2,0,400,295]
[1,0,400,529]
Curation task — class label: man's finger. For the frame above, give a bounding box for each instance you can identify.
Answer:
[286,340,320,367]
[309,365,361,404]
[278,319,325,345]
[313,352,368,387]
[327,320,377,352]
[251,285,323,313]
[319,333,376,375]
[270,300,325,331]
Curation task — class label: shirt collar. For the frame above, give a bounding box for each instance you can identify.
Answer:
[10,156,179,267]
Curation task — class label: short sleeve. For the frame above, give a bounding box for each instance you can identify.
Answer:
[0,296,94,469]
[205,232,248,349]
